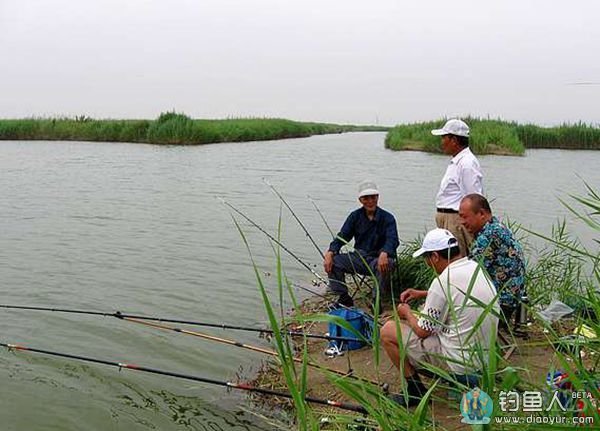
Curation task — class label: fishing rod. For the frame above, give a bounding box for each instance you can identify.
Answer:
[263,179,324,259]
[218,197,329,286]
[123,317,381,386]
[305,195,367,296]
[308,195,336,239]
[0,304,362,344]
[0,342,368,414]
[219,197,364,316]
[0,304,382,386]
[264,182,371,314]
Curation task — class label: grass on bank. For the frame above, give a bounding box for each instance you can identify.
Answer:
[0,112,388,145]
[385,117,600,155]
[239,184,600,430]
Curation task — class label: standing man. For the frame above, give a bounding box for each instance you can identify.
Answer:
[459,193,526,326]
[323,180,399,307]
[380,229,498,406]
[431,119,483,256]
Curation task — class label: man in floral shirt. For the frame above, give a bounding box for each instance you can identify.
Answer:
[459,194,526,326]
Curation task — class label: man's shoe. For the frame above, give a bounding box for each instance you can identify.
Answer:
[388,392,423,408]
[388,374,427,408]
[334,296,354,308]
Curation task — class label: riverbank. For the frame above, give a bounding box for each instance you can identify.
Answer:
[251,292,565,430]
[0,112,389,145]
[246,192,600,429]
[385,118,600,155]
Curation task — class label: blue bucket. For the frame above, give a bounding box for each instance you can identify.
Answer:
[327,307,374,351]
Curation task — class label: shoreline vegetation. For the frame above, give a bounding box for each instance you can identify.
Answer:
[3,113,599,156]
[385,117,600,155]
[0,112,388,145]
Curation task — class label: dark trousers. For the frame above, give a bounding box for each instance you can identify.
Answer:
[327,252,393,306]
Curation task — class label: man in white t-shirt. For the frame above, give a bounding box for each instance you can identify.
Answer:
[432,119,483,256]
[381,228,498,406]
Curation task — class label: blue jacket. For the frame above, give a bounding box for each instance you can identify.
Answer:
[328,207,399,258]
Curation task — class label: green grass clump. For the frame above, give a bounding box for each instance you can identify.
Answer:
[386,117,600,155]
[385,117,525,155]
[516,122,600,150]
[0,112,389,145]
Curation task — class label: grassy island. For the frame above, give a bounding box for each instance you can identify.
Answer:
[385,118,600,155]
[0,112,389,145]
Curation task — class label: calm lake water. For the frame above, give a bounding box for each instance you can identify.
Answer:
[1,133,599,430]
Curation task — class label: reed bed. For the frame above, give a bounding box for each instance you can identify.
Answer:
[385,118,600,155]
[0,112,388,145]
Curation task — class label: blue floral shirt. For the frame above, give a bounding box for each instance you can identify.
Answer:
[469,217,526,307]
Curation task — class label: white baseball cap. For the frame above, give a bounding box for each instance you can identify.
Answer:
[412,228,459,257]
[431,119,470,138]
[358,180,379,198]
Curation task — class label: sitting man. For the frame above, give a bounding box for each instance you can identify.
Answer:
[459,193,526,326]
[381,228,498,406]
[323,180,399,307]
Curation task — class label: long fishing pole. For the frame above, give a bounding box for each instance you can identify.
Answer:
[219,198,375,319]
[263,183,375,325]
[308,195,336,240]
[0,304,382,386]
[263,179,324,259]
[0,304,361,344]
[0,342,367,414]
[123,317,380,385]
[218,197,329,286]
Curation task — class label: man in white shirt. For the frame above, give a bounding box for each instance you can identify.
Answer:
[432,119,483,256]
[381,228,498,407]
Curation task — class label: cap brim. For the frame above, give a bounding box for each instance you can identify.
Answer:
[412,247,427,258]
[431,128,447,136]
[358,189,379,198]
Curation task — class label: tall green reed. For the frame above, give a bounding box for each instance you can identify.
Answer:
[385,117,600,155]
[0,112,387,145]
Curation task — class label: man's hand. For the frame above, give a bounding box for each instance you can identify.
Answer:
[377,251,389,274]
[400,288,425,304]
[323,251,334,274]
[396,303,412,320]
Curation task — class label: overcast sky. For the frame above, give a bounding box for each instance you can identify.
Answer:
[0,0,598,125]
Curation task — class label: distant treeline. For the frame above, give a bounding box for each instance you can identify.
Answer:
[0,112,389,145]
[385,118,600,155]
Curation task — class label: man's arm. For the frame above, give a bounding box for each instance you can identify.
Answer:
[458,162,483,196]
[324,212,356,273]
[397,304,432,339]
[399,286,447,339]
[469,229,491,259]
[327,211,356,255]
[381,213,400,256]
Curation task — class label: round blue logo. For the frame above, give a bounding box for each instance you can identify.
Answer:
[460,387,493,424]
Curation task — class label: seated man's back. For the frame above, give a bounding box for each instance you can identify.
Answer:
[421,257,499,373]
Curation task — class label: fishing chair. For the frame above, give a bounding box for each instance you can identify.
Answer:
[349,262,400,310]
[498,302,528,360]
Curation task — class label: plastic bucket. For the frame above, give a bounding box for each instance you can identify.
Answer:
[328,307,374,351]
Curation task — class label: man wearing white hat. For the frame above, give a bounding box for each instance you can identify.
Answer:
[431,119,483,256]
[381,228,498,406]
[323,180,399,307]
